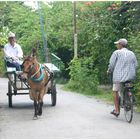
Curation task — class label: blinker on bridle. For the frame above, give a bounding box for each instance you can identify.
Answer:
[22,58,35,75]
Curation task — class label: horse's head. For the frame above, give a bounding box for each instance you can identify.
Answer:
[21,47,37,75]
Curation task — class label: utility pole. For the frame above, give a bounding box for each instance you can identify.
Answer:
[46,20,50,63]
[37,1,48,63]
[73,1,78,59]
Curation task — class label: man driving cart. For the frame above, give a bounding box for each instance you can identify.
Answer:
[4,31,23,71]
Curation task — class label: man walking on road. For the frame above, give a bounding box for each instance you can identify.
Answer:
[107,38,138,117]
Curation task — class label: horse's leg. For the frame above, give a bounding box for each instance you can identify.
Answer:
[38,89,45,116]
[32,91,39,119]
[33,100,38,119]
[38,101,43,116]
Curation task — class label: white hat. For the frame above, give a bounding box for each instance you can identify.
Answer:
[114,38,128,46]
[8,32,15,38]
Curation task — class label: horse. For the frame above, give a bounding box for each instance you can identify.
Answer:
[21,48,51,119]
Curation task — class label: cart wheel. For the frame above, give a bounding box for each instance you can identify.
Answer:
[8,81,13,108]
[51,83,57,106]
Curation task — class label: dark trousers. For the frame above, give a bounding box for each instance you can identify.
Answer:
[6,61,21,71]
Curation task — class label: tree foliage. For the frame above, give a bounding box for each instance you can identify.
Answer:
[0,1,140,98]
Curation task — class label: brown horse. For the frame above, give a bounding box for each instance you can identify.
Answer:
[21,48,50,119]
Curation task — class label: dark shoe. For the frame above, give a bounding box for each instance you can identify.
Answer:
[110,110,120,117]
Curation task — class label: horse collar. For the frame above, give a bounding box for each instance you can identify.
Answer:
[30,64,44,82]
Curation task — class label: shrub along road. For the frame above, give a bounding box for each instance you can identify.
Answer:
[0,78,140,139]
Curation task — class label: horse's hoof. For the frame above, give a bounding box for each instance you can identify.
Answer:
[33,116,38,120]
[38,112,42,116]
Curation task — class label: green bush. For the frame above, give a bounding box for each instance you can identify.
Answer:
[67,58,99,95]
[0,50,5,76]
[0,36,7,77]
[129,32,140,103]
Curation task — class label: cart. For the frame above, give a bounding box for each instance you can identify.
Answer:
[6,64,57,108]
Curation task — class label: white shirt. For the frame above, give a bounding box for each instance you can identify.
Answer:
[108,48,138,83]
[4,43,23,64]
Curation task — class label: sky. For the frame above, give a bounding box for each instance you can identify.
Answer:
[24,0,53,10]
[24,1,38,9]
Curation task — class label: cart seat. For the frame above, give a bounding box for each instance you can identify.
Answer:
[6,65,23,74]
[6,67,16,72]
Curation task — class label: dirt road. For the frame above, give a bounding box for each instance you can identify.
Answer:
[0,78,140,139]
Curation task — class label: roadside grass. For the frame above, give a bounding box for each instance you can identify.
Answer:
[135,106,140,112]
[94,85,113,104]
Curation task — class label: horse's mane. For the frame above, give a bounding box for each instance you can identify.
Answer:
[32,48,37,57]
[22,47,38,64]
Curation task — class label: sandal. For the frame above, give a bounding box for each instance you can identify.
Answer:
[110,110,120,117]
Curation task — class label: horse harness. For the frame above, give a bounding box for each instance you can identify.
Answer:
[22,58,53,87]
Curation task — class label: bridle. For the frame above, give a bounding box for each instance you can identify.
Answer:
[22,58,44,82]
[22,58,38,76]
[22,56,52,85]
